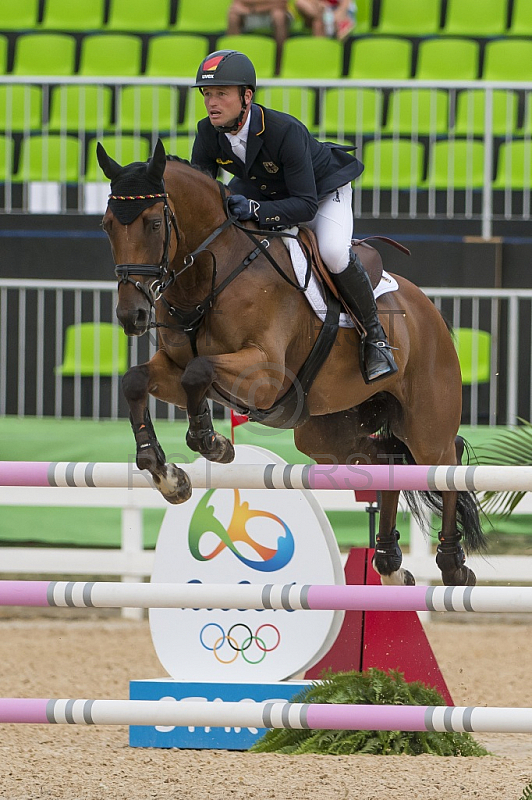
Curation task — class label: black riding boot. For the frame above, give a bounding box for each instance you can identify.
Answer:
[332,250,398,383]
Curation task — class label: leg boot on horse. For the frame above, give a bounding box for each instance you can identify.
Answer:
[332,250,399,383]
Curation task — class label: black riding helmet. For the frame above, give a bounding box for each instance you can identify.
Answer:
[193,50,256,133]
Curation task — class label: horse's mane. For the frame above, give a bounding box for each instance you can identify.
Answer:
[166,154,214,181]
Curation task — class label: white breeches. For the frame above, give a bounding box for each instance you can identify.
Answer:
[306,182,353,274]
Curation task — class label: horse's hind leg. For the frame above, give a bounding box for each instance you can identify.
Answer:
[373,490,415,586]
[434,437,477,586]
[122,351,192,504]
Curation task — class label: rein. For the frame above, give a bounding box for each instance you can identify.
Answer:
[113,178,314,354]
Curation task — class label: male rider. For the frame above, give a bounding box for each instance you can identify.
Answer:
[191,50,397,382]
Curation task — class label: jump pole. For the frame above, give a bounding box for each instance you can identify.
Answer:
[2,698,532,733]
[2,460,532,492]
[3,580,532,613]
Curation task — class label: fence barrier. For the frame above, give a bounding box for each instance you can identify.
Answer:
[3,580,532,613]
[1,279,528,425]
[2,697,532,733]
[1,460,532,492]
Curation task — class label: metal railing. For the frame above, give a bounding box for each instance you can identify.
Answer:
[0,278,529,425]
[1,76,532,234]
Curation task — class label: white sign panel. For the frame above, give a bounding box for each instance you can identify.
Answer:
[150,445,344,682]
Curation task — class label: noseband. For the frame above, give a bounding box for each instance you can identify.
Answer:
[112,188,179,306]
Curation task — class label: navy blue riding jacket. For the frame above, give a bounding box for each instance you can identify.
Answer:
[191,103,364,229]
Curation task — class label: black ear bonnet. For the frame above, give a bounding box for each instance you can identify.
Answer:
[97,138,168,224]
[107,162,166,224]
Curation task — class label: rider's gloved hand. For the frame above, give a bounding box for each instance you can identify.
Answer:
[228,195,259,221]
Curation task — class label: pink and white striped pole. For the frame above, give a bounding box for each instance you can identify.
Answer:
[1,698,532,733]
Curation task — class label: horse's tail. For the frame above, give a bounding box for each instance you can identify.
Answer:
[373,430,487,554]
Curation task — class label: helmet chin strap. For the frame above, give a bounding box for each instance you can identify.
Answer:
[213,88,249,133]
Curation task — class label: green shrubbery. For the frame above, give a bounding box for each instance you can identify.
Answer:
[251,669,489,756]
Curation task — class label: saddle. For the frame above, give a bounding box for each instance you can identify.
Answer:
[298,226,410,328]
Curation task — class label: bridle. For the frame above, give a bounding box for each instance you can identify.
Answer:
[112,187,179,305]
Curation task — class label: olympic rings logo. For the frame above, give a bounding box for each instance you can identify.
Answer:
[199,623,281,664]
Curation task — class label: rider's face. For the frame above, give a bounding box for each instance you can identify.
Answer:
[202,85,252,130]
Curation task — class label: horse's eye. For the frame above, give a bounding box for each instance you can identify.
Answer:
[152,220,162,231]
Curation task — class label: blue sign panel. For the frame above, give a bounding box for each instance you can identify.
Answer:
[129,679,310,750]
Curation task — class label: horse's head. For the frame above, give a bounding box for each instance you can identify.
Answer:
[98,138,177,336]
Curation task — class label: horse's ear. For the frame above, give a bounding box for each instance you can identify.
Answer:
[146,138,166,182]
[96,142,122,181]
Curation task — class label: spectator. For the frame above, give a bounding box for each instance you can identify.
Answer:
[294,0,356,39]
[226,0,290,72]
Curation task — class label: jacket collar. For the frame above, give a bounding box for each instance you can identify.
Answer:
[245,104,265,166]
[218,104,265,170]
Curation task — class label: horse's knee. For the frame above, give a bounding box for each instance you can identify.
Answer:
[181,357,215,395]
[122,365,149,403]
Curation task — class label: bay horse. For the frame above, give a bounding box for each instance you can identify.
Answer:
[98,139,485,587]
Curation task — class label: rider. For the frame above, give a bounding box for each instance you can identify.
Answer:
[191,50,397,382]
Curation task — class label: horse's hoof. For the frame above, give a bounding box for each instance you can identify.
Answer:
[442,566,476,586]
[379,568,415,586]
[202,434,235,464]
[152,464,192,505]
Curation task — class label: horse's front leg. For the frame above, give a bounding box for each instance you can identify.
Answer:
[122,350,192,504]
[181,346,284,463]
[372,490,416,586]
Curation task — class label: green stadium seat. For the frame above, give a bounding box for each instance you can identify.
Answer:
[161,135,194,161]
[493,140,532,189]
[178,89,208,132]
[256,87,316,131]
[383,89,449,136]
[14,135,82,182]
[106,0,171,32]
[443,0,508,36]
[347,37,412,80]
[359,138,425,189]
[84,135,150,181]
[0,135,15,181]
[423,139,486,189]
[48,85,113,132]
[40,0,105,30]
[355,0,373,33]
[116,85,180,132]
[453,328,491,385]
[483,39,532,82]
[0,36,7,75]
[78,34,142,77]
[374,0,441,36]
[56,322,128,376]
[415,38,480,80]
[172,0,232,34]
[216,35,277,79]
[145,34,210,77]
[509,0,532,36]
[454,90,519,137]
[0,0,39,30]
[279,36,343,79]
[12,34,76,76]
[0,86,42,131]
[321,88,383,135]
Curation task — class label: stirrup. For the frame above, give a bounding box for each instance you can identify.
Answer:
[359,336,398,384]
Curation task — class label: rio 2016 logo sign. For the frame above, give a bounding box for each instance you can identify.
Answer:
[188,489,295,572]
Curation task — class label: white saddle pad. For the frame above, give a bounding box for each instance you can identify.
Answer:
[283,229,399,328]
